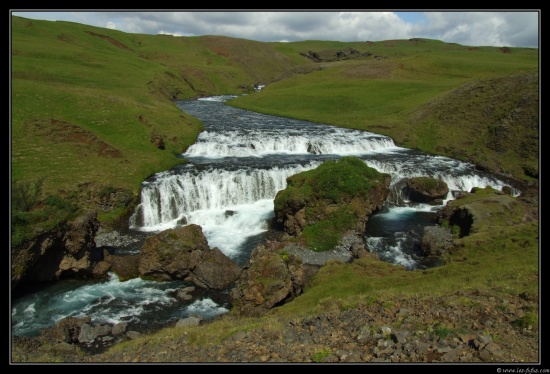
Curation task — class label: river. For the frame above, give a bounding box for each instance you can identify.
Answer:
[11,95,520,337]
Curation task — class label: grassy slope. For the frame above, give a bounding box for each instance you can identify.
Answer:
[10,17,539,361]
[11,18,539,212]
[11,16,302,204]
[230,39,539,181]
[12,18,197,197]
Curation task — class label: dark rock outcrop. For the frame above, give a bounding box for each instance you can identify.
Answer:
[300,48,373,62]
[12,210,101,292]
[405,177,449,205]
[229,243,319,317]
[138,224,242,289]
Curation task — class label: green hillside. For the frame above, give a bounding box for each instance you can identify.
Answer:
[10,16,310,239]
[11,13,539,250]
[230,39,538,179]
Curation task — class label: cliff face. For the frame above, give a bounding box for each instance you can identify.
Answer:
[11,210,102,293]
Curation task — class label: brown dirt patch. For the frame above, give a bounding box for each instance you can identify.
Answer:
[85,31,133,52]
[341,61,396,79]
[25,119,123,158]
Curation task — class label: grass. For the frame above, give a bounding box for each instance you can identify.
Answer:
[513,312,538,331]
[311,347,333,362]
[272,219,538,318]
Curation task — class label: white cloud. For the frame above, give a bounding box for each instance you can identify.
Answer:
[11,10,539,47]
[413,11,539,47]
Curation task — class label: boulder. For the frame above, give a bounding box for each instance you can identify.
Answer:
[229,243,318,317]
[39,316,91,344]
[138,224,242,289]
[101,250,140,281]
[405,177,449,205]
[420,226,454,257]
[175,315,203,328]
[111,322,129,336]
[174,286,195,301]
[191,247,242,290]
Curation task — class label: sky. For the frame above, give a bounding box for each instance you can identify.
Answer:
[10,10,540,48]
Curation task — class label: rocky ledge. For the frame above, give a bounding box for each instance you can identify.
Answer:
[11,288,539,363]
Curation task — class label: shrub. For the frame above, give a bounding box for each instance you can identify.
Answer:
[311,347,332,363]
[11,177,44,212]
[513,312,538,331]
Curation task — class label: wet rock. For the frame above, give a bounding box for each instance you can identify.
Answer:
[174,286,195,301]
[102,250,140,281]
[111,322,128,336]
[405,177,449,204]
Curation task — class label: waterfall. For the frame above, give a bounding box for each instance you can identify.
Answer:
[129,162,321,233]
[12,95,524,338]
[185,129,398,158]
[131,95,520,260]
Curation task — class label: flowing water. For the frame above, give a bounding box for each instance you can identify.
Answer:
[11,95,521,337]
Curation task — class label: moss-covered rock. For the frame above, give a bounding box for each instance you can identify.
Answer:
[273,157,391,252]
[438,186,537,237]
[406,176,449,205]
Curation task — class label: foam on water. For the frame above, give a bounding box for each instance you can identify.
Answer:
[11,273,228,337]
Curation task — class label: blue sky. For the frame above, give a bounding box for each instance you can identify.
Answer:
[11,10,539,48]
[394,12,428,23]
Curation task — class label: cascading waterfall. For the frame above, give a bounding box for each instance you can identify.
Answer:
[365,152,521,204]
[185,129,398,158]
[12,94,522,338]
[130,163,321,230]
[129,162,323,258]
[130,95,519,265]
[129,95,415,262]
